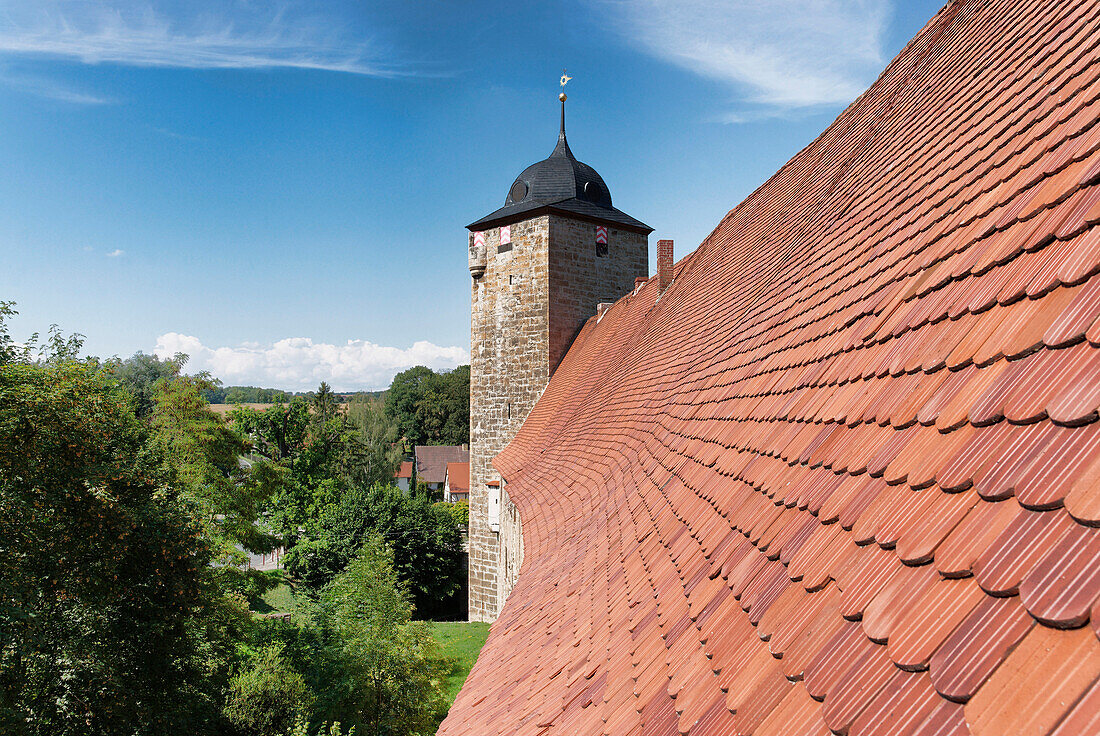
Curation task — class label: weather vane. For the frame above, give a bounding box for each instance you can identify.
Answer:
[560,69,571,101]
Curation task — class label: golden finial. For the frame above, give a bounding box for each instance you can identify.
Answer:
[559,69,571,101]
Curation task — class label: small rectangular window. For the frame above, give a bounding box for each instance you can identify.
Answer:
[488,485,500,532]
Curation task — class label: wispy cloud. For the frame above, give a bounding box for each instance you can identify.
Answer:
[106,249,125,257]
[603,0,890,117]
[155,333,469,392]
[149,125,204,142]
[0,67,112,104]
[0,1,403,76]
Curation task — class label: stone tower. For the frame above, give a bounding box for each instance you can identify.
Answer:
[465,94,652,622]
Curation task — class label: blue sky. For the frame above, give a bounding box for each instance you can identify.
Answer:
[0,0,944,390]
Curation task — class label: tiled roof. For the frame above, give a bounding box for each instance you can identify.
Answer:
[440,2,1100,735]
[415,445,469,485]
[395,461,413,479]
[447,462,470,493]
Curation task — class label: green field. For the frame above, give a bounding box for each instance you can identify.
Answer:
[430,621,491,705]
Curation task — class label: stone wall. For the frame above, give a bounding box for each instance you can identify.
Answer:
[498,483,523,604]
[468,213,648,622]
[468,216,550,622]
[548,218,649,373]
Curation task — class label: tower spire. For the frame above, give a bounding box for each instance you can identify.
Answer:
[556,69,571,153]
[559,94,566,140]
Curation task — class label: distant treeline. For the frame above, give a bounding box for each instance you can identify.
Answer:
[202,385,386,404]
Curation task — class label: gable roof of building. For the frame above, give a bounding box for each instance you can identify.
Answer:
[414,445,469,485]
[446,462,470,493]
[395,461,413,480]
[440,2,1100,734]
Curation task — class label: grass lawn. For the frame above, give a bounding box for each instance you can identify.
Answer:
[430,621,491,705]
[250,570,300,616]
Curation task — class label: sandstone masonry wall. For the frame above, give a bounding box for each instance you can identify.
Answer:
[468,213,648,621]
[498,484,523,605]
[468,217,550,622]
[548,218,649,373]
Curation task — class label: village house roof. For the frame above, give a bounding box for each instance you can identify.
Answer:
[414,445,469,485]
[440,2,1100,735]
[446,462,470,494]
[394,461,413,480]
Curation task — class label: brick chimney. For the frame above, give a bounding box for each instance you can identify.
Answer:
[658,239,674,292]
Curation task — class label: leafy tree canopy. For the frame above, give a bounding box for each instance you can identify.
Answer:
[230,392,401,538]
[108,351,186,418]
[221,386,293,405]
[0,357,237,734]
[151,370,285,597]
[309,537,449,735]
[285,483,464,619]
[0,306,464,734]
[384,365,469,447]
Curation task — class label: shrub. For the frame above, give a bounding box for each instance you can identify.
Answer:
[224,644,315,736]
[309,537,449,735]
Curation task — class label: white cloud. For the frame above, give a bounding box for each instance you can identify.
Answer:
[0,1,401,76]
[603,0,890,114]
[0,68,113,103]
[154,333,469,392]
[106,248,125,257]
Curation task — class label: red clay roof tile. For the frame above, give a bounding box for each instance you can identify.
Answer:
[849,670,943,736]
[964,624,1100,736]
[972,508,1076,595]
[886,577,986,672]
[439,2,1100,733]
[1018,522,1100,627]
[894,488,980,565]
[1049,677,1100,736]
[929,595,1034,704]
[1063,443,1100,524]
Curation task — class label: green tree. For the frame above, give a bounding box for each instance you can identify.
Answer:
[230,391,404,540]
[312,382,337,426]
[435,500,469,528]
[231,400,312,463]
[340,398,402,491]
[0,301,84,367]
[309,537,448,735]
[111,350,187,418]
[220,386,292,405]
[383,366,433,446]
[0,358,230,734]
[383,365,469,447]
[0,301,32,365]
[284,483,464,619]
[224,644,315,736]
[151,371,285,597]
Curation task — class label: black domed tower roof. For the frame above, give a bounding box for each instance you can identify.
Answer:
[467,99,652,235]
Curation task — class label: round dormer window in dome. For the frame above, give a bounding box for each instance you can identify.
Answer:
[582,179,611,207]
[509,180,528,203]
